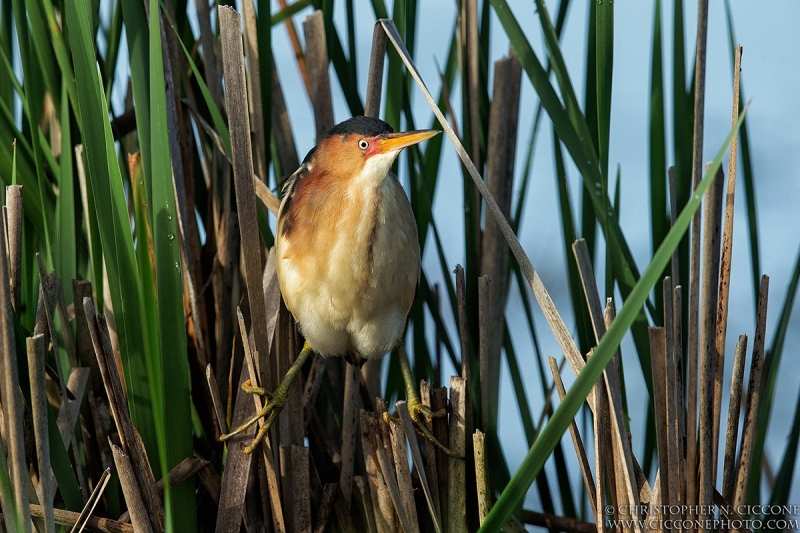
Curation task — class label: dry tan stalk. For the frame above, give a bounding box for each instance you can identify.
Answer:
[206,364,229,434]
[672,285,685,509]
[215,363,258,533]
[463,0,480,171]
[254,177,280,215]
[28,334,55,533]
[359,411,396,533]
[364,22,387,119]
[603,304,649,518]
[110,443,153,533]
[662,279,681,517]
[29,504,134,533]
[291,445,312,533]
[721,335,747,502]
[420,382,442,523]
[593,362,608,533]
[38,262,89,501]
[237,309,286,532]
[481,54,522,429]
[572,241,647,513]
[447,376,467,531]
[83,300,163,530]
[373,422,413,532]
[397,400,442,533]
[572,239,607,344]
[302,354,326,425]
[71,468,111,533]
[303,11,335,138]
[340,362,360,506]
[478,275,490,430]
[668,167,680,286]
[219,5,271,385]
[688,0,711,520]
[699,165,724,508]
[455,265,470,380]
[714,43,744,483]
[431,386,450,530]
[548,356,596,518]
[5,185,22,312]
[241,0,267,183]
[650,327,670,510]
[474,430,490,525]
[733,276,769,508]
[388,415,419,533]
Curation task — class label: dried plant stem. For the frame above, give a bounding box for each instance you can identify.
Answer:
[548,357,596,518]
[714,42,743,476]
[28,334,55,533]
[219,6,271,383]
[455,264,470,379]
[110,443,153,533]
[29,504,134,533]
[364,23,387,119]
[304,12,335,137]
[733,276,769,508]
[699,165,724,504]
[5,185,22,312]
[721,335,747,502]
[688,0,711,517]
[474,431,490,525]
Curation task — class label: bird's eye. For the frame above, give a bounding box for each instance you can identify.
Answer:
[358,139,369,151]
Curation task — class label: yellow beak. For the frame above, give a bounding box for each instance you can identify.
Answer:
[377,129,440,153]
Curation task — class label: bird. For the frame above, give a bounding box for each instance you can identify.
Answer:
[221,116,459,457]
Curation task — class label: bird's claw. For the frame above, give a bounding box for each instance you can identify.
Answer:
[384,398,465,459]
[219,380,287,454]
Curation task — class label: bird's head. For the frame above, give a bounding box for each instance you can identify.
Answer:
[305,116,439,183]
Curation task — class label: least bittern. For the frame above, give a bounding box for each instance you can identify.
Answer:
[221,116,460,457]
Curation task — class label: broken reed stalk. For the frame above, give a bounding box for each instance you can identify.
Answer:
[0,206,30,533]
[27,333,55,533]
[547,356,596,520]
[455,264,470,380]
[473,430,490,526]
[650,326,670,507]
[303,11,335,138]
[663,278,681,514]
[733,275,769,509]
[687,0,712,516]
[83,298,164,531]
[219,6,271,389]
[28,504,134,533]
[111,443,153,533]
[698,164,724,507]
[478,275,490,430]
[397,401,442,533]
[572,238,648,521]
[5,185,22,313]
[714,42,744,478]
[721,334,748,502]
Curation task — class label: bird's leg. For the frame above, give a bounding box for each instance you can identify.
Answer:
[221,340,315,453]
[392,345,465,459]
